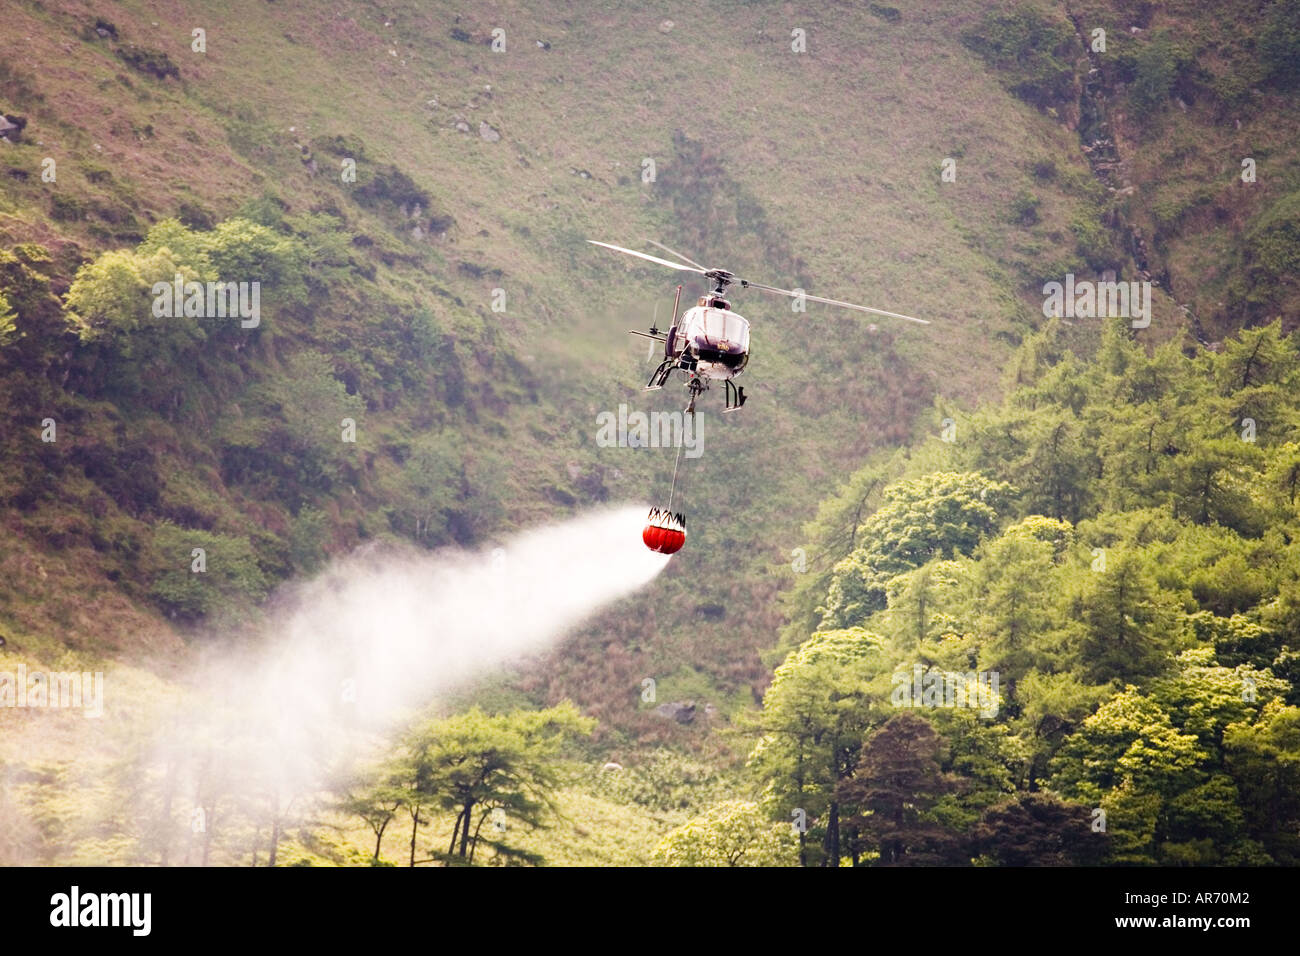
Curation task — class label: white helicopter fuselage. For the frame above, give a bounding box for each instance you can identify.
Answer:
[671,301,751,381]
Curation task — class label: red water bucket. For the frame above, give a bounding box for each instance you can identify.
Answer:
[643,508,686,555]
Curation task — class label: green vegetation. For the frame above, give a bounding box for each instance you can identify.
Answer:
[345,703,595,866]
[820,472,1013,623]
[1260,0,1300,90]
[651,800,796,866]
[1128,31,1191,117]
[962,6,1079,111]
[147,522,269,622]
[732,319,1300,866]
[114,44,180,81]
[1240,189,1300,320]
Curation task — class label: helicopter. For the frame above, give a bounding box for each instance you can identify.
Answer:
[588,239,930,414]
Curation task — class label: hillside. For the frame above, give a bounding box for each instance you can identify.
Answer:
[1,0,1297,866]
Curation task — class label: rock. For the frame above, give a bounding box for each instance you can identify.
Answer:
[659,20,675,33]
[536,39,551,49]
[655,701,696,724]
[0,115,24,143]
[566,461,583,481]
[455,121,470,133]
[411,225,424,240]
[601,762,623,772]
[479,121,500,142]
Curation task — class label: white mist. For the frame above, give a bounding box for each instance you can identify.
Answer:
[6,505,670,864]
[234,503,669,726]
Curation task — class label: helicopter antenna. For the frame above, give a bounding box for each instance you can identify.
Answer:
[641,239,706,271]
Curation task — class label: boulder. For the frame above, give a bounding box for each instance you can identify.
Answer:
[0,115,26,143]
[655,701,696,724]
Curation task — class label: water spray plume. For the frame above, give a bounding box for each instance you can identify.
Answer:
[4,506,669,864]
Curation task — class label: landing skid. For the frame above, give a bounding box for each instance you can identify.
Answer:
[724,379,746,413]
[646,365,746,414]
[645,357,676,391]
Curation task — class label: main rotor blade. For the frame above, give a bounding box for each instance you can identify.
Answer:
[587,240,706,275]
[641,239,707,271]
[740,278,930,325]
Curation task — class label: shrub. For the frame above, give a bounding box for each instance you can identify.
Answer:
[115,44,180,80]
[1011,189,1041,226]
[1071,211,1117,271]
[1259,0,1300,90]
[962,6,1078,110]
[1241,189,1300,317]
[353,163,430,213]
[1130,31,1191,115]
[50,194,88,222]
[0,291,15,346]
[147,523,269,620]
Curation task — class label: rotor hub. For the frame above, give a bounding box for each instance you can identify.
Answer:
[704,268,734,294]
